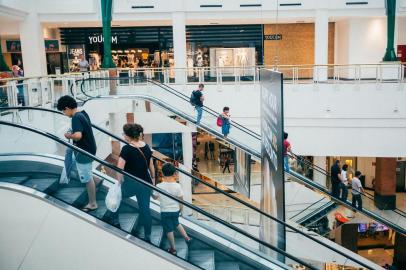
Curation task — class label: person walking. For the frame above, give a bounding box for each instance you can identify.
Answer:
[12,65,25,106]
[191,83,204,124]
[222,155,231,173]
[209,141,215,160]
[152,163,192,255]
[330,160,342,199]
[220,107,231,137]
[351,171,364,210]
[57,96,99,212]
[283,132,292,172]
[108,123,155,242]
[340,164,349,202]
[204,142,209,160]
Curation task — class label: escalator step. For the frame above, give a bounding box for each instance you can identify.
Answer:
[89,200,108,219]
[0,176,29,184]
[119,212,139,233]
[162,237,188,260]
[23,178,58,192]
[53,187,84,204]
[189,250,215,270]
[136,225,164,247]
[215,261,240,270]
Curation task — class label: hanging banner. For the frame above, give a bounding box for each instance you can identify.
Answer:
[260,69,285,258]
[45,40,60,52]
[67,44,85,72]
[6,40,21,52]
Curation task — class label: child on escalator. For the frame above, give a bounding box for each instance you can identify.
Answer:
[152,163,192,255]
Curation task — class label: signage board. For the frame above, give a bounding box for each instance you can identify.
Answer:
[260,69,285,257]
[6,40,21,52]
[264,34,282,41]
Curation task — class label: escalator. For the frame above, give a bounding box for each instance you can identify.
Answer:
[0,120,304,270]
[0,109,378,269]
[75,76,406,236]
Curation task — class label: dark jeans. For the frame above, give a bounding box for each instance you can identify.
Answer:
[331,182,340,199]
[352,194,363,210]
[339,182,348,202]
[106,178,152,238]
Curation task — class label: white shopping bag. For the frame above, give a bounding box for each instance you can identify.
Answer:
[105,182,122,212]
[59,167,69,184]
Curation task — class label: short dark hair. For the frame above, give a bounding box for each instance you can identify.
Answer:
[123,123,143,139]
[342,164,348,171]
[223,106,229,112]
[198,83,204,88]
[162,163,176,177]
[335,160,340,164]
[355,171,362,177]
[284,132,288,139]
[57,95,77,111]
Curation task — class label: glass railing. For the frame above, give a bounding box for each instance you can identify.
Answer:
[0,107,376,269]
[0,120,337,270]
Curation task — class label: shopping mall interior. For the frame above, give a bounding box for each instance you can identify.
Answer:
[0,1,405,270]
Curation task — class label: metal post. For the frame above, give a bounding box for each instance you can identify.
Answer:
[383,0,397,61]
[101,0,115,68]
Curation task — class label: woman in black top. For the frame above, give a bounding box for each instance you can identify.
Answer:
[107,123,155,242]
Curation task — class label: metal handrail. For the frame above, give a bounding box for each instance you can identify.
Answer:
[0,106,375,269]
[0,120,316,269]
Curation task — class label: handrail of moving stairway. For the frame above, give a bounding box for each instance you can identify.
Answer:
[0,119,317,270]
[75,81,406,234]
[77,77,261,140]
[0,106,376,269]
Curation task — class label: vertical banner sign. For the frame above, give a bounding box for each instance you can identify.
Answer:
[260,69,285,258]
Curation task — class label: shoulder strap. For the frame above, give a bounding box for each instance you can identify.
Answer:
[133,144,149,168]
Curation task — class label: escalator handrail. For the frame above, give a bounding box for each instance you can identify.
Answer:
[290,197,326,221]
[76,77,261,140]
[0,106,376,269]
[0,119,317,270]
[288,170,406,235]
[288,153,406,218]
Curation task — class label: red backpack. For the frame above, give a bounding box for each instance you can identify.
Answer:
[216,115,223,127]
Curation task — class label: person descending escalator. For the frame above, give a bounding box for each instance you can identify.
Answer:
[57,95,101,212]
[190,83,204,125]
[105,123,155,243]
[330,160,342,199]
[283,132,292,173]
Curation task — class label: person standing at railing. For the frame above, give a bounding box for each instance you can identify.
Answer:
[351,171,364,211]
[331,160,343,199]
[340,164,349,202]
[190,83,204,124]
[12,65,25,106]
[57,96,99,212]
[283,132,292,173]
[78,56,89,73]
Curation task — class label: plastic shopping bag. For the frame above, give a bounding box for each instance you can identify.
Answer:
[105,182,122,212]
[59,148,74,184]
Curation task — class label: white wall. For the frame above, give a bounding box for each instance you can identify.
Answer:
[0,188,187,270]
[398,17,406,45]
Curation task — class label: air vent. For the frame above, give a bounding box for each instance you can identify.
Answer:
[131,5,154,9]
[200,4,223,8]
[279,3,302,7]
[240,4,262,7]
[346,1,368,5]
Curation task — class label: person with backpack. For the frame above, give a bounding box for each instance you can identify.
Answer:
[190,83,204,124]
[218,106,231,138]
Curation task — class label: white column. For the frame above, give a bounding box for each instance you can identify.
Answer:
[172,11,187,84]
[314,10,329,81]
[179,130,193,215]
[19,13,47,77]
[313,156,327,187]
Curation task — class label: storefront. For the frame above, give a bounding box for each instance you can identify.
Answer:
[60,26,174,72]
[1,39,64,74]
[60,25,263,75]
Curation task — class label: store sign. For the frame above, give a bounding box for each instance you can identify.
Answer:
[45,40,59,52]
[6,40,21,52]
[88,34,118,45]
[264,34,282,41]
[260,69,285,256]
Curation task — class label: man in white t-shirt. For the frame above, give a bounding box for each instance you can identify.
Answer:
[351,171,364,210]
[152,163,191,255]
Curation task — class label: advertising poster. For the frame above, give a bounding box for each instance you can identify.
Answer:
[6,40,21,52]
[260,69,285,258]
[45,40,60,52]
[67,45,85,72]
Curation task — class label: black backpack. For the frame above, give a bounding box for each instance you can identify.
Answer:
[190,91,197,106]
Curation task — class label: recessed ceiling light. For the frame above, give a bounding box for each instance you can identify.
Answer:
[209,22,219,25]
